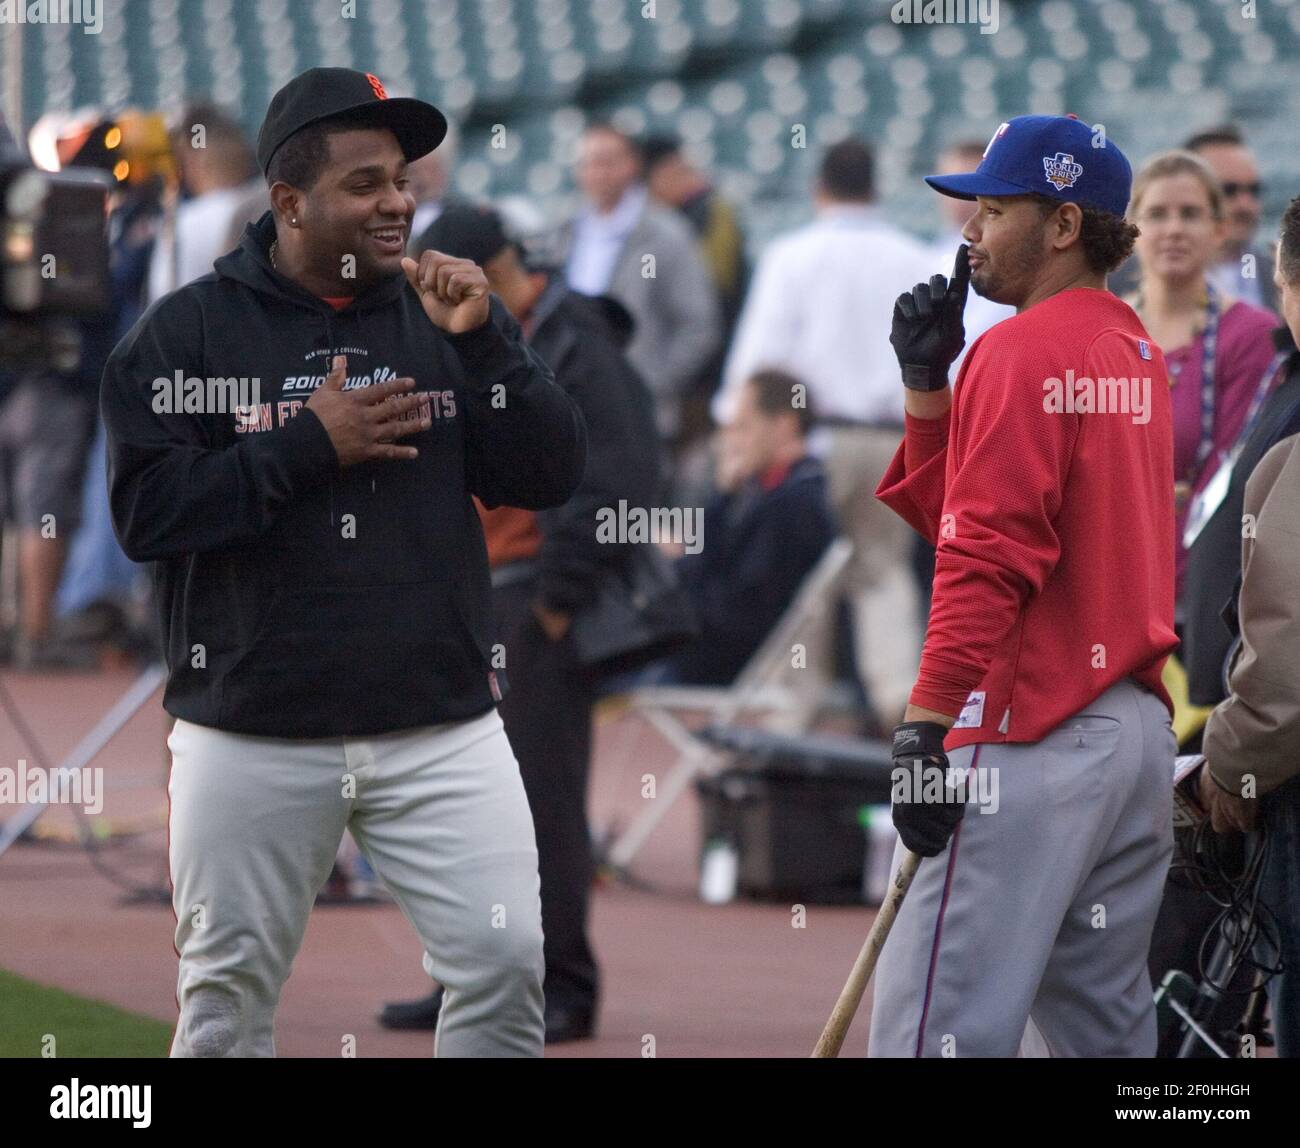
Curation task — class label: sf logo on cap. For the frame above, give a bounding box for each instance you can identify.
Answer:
[366,73,388,100]
[1043,152,1083,191]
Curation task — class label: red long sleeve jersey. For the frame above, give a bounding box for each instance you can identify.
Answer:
[877,288,1177,751]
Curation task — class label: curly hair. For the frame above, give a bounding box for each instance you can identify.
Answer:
[1279,195,1300,288]
[1026,193,1140,275]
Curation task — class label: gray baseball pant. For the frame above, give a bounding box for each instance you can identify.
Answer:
[869,677,1175,1057]
[166,708,544,1058]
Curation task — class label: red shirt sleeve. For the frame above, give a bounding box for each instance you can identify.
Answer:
[875,409,951,544]
[909,337,1080,716]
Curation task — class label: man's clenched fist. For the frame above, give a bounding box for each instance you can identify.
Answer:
[305,354,431,468]
[1197,762,1258,834]
[401,250,490,334]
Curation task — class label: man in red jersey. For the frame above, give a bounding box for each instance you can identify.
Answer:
[869,115,1178,1057]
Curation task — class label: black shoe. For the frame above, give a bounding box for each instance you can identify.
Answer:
[378,987,596,1042]
[378,987,444,1031]
[544,1003,596,1044]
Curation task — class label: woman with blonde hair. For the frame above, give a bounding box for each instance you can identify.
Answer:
[1127,149,1280,611]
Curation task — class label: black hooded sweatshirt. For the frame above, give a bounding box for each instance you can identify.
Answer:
[102,212,586,738]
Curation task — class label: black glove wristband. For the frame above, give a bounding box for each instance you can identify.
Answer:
[891,720,949,760]
[901,364,949,392]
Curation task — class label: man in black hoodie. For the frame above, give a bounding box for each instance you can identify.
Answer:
[101,69,585,1057]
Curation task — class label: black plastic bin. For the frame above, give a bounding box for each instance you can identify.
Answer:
[694,727,895,905]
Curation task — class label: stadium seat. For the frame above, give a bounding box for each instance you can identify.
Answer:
[15,0,1299,256]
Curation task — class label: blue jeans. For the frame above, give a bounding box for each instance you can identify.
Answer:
[1256,774,1300,1058]
[55,421,140,617]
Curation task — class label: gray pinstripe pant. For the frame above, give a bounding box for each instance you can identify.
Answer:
[868,678,1175,1058]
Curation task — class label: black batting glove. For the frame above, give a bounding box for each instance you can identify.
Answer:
[890,720,966,858]
[890,244,972,392]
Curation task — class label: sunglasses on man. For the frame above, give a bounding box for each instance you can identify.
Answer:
[1221,181,1263,198]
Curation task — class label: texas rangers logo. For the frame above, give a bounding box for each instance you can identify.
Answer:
[983,121,1010,158]
[366,73,388,100]
[1043,152,1083,191]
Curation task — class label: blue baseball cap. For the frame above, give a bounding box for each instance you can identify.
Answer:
[925,114,1132,218]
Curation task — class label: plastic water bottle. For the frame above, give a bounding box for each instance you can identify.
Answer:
[699,837,739,904]
[863,805,897,905]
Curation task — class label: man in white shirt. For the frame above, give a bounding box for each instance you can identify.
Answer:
[566,174,646,297]
[148,105,261,302]
[715,139,934,729]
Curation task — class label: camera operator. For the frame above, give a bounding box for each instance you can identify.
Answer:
[0,114,125,669]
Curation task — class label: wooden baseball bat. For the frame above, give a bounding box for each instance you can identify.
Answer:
[812,848,922,1058]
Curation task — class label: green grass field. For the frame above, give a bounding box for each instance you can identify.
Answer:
[0,970,171,1058]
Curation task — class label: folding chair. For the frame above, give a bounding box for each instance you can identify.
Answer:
[600,536,855,873]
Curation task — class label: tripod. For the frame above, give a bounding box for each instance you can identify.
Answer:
[0,662,166,858]
[1155,936,1272,1058]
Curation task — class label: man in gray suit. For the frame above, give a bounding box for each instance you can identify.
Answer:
[556,123,721,443]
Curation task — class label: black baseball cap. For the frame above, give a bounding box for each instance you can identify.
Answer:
[419,203,518,267]
[641,134,682,171]
[256,67,447,177]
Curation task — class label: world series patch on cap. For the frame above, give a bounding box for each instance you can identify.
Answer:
[924,113,1133,218]
[256,67,448,176]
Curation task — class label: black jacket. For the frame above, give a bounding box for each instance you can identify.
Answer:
[526,281,665,611]
[670,455,837,685]
[1183,328,1300,705]
[102,212,585,737]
